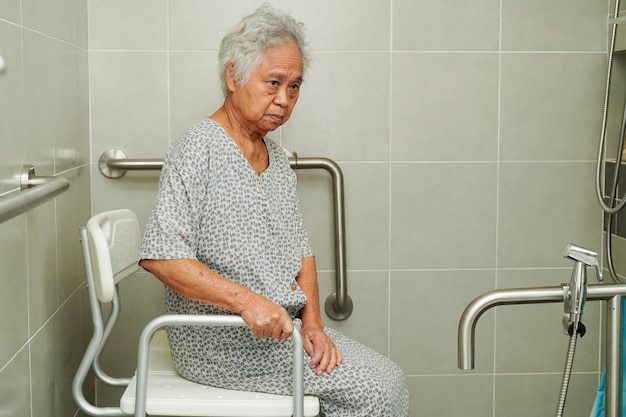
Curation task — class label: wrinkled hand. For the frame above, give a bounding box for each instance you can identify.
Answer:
[302,326,343,375]
[239,293,294,340]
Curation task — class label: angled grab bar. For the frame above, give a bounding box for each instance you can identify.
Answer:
[98,149,353,320]
[0,164,70,224]
[458,284,626,417]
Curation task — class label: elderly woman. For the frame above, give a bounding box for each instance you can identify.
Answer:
[139,5,409,416]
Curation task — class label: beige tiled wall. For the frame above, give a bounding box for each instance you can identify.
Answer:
[0,0,613,416]
[0,0,90,416]
[87,1,610,416]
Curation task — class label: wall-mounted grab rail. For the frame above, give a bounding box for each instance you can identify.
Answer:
[0,165,70,225]
[458,284,626,417]
[98,149,353,321]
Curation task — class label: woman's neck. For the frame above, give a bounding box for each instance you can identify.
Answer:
[210,103,269,176]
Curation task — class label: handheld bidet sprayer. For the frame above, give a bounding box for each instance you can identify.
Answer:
[563,244,602,336]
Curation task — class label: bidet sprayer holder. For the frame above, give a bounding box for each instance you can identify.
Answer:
[562,244,602,334]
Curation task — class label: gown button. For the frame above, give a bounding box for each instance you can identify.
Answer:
[290,282,297,291]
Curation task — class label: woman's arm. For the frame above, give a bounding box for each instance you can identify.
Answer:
[296,256,343,375]
[140,258,294,339]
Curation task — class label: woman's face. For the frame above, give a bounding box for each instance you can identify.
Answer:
[229,41,304,136]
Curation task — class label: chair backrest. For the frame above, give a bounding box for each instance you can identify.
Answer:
[86,208,141,303]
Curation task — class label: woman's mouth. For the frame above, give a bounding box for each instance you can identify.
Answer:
[268,114,284,124]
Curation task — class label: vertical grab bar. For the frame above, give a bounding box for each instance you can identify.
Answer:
[98,149,354,320]
[606,295,623,417]
[289,156,353,320]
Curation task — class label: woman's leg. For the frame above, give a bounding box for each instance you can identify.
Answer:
[303,328,409,417]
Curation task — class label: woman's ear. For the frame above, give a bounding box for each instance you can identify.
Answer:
[224,62,238,93]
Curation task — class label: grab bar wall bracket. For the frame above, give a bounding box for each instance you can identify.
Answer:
[0,164,70,224]
[98,149,353,320]
[99,148,129,179]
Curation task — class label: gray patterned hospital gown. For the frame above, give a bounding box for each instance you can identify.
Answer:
[140,119,409,416]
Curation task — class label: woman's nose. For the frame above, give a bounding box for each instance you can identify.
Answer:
[274,87,290,107]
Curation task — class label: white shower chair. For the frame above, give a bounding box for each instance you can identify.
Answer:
[72,208,320,417]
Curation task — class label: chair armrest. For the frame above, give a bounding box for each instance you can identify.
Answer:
[133,315,305,417]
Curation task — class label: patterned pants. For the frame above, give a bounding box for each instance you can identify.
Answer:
[304,327,409,416]
[170,322,410,417]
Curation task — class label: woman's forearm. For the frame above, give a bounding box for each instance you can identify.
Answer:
[296,256,324,329]
[139,258,254,314]
[140,258,295,339]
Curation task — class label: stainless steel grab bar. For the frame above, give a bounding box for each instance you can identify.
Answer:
[458,284,626,417]
[0,164,70,224]
[98,149,353,320]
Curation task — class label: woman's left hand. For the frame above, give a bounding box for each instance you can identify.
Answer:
[301,325,343,375]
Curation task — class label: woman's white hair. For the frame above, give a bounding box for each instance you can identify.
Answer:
[218,3,310,97]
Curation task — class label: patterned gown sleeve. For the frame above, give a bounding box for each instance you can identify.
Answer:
[140,127,210,261]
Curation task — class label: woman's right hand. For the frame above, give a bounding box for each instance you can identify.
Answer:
[239,293,294,340]
[139,258,293,339]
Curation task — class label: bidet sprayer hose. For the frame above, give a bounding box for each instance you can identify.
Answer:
[555,330,579,417]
